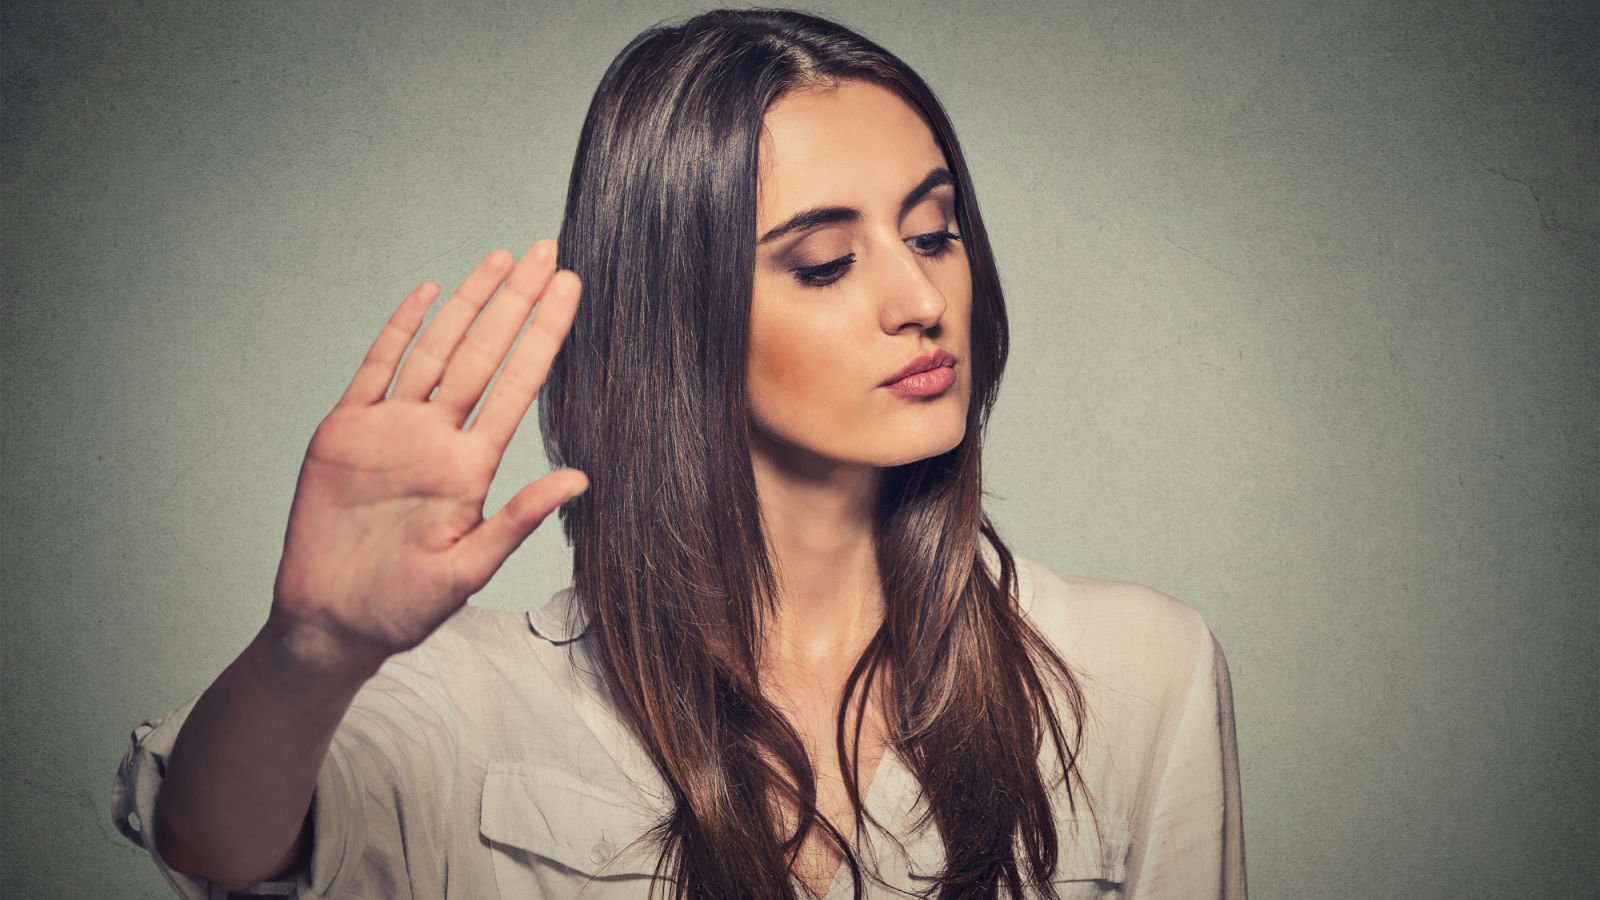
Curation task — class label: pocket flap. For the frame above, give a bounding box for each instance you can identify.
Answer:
[1053,812,1131,884]
[906,811,1131,884]
[479,760,663,880]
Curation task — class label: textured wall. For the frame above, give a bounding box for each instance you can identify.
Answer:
[3,1,1595,897]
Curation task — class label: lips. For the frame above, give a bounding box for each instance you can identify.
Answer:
[881,349,957,387]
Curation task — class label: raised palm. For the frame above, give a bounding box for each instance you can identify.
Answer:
[269,241,588,675]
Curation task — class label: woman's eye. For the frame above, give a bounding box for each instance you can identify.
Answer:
[909,229,963,257]
[792,254,854,288]
[788,231,963,289]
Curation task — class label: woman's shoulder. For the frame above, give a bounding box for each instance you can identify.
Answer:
[419,602,539,655]
[1015,556,1223,698]
[370,602,564,706]
[1014,559,1246,894]
[1017,556,1211,637]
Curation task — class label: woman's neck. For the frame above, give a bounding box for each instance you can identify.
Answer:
[749,432,884,671]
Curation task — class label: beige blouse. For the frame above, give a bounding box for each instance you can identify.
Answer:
[112,557,1247,898]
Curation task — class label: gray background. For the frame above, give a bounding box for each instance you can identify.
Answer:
[3,0,1595,897]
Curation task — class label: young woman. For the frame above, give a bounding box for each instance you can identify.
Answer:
[113,9,1245,899]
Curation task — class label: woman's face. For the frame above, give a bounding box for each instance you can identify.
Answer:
[748,79,973,471]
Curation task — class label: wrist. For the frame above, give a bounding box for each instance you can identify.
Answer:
[247,613,387,700]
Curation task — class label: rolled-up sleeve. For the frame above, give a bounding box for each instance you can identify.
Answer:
[1132,626,1248,899]
[111,648,455,899]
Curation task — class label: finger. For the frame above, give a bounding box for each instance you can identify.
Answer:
[390,248,515,401]
[335,281,440,409]
[450,469,590,595]
[432,239,559,425]
[469,268,582,453]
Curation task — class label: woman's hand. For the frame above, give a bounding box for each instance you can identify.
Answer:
[266,240,587,680]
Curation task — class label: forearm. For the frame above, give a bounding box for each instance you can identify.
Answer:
[151,616,379,891]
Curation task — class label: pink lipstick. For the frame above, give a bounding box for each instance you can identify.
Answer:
[882,349,957,398]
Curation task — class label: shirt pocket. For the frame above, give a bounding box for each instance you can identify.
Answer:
[1050,812,1131,896]
[905,811,1131,897]
[478,760,667,897]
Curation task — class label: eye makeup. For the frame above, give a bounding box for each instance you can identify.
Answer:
[789,228,963,288]
[761,174,963,289]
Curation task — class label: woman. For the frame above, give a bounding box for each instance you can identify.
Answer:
[112,9,1245,898]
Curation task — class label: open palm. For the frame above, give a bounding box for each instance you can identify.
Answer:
[269,240,588,674]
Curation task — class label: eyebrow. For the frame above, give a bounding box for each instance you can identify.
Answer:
[756,166,957,246]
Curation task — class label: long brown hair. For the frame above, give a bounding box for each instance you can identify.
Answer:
[539,9,1092,897]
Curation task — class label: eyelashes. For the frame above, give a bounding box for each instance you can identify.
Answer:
[792,256,854,288]
[790,230,964,289]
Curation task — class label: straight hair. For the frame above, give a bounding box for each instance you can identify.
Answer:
[540,8,1094,897]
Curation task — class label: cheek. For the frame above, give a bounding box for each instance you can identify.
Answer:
[943,260,975,327]
[746,294,866,425]
[748,337,811,402]
[747,301,822,413]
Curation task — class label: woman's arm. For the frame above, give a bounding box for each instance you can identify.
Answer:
[151,617,372,890]
[1132,627,1248,899]
[143,241,587,890]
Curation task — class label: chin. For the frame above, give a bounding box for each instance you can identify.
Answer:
[874,421,967,467]
[750,405,969,470]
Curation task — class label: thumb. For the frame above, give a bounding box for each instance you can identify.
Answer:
[452,469,589,594]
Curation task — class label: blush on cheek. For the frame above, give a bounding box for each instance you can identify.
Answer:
[751,341,815,395]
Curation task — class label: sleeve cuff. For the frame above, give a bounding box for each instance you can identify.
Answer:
[111,692,366,898]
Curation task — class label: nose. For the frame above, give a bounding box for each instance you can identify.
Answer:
[877,239,949,334]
